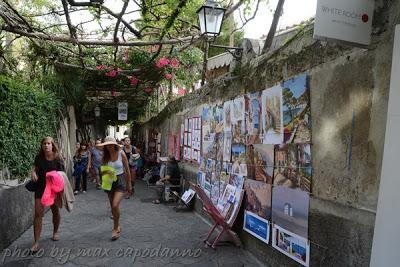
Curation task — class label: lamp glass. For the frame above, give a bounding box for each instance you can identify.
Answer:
[197,2,225,38]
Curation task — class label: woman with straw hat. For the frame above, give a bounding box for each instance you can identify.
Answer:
[97,136,132,240]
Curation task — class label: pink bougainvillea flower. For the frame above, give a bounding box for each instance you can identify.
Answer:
[143,87,153,94]
[130,76,138,86]
[170,58,179,68]
[156,57,170,68]
[111,90,117,97]
[165,73,173,80]
[178,88,186,95]
[96,65,107,70]
[105,70,118,77]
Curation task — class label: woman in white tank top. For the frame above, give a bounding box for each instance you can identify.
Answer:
[97,136,132,241]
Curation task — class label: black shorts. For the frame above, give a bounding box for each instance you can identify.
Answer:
[34,182,46,199]
[106,174,127,194]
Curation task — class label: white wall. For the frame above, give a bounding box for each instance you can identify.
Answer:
[370,25,400,267]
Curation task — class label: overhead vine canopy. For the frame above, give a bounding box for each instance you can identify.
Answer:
[0,0,262,123]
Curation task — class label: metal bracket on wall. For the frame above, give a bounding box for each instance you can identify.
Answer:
[209,44,243,60]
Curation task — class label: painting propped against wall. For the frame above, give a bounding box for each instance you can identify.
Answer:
[282,74,311,144]
[272,186,309,239]
[272,224,310,267]
[246,92,262,145]
[262,85,283,144]
[244,210,270,244]
[247,144,274,184]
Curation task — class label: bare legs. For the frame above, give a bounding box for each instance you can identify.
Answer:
[32,199,60,251]
[108,191,124,239]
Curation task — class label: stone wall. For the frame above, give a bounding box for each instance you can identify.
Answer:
[0,184,34,252]
[139,2,397,266]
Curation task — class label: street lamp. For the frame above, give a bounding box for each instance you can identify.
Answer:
[197,0,242,85]
[94,106,100,117]
[197,0,226,41]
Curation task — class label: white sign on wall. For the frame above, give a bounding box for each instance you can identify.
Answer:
[314,0,375,46]
[118,102,128,120]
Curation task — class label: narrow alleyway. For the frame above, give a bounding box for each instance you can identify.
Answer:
[0,181,263,267]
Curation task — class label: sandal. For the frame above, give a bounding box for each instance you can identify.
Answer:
[52,232,60,241]
[111,226,121,241]
[30,243,40,254]
[152,199,161,204]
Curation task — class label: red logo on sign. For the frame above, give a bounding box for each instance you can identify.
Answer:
[362,14,369,23]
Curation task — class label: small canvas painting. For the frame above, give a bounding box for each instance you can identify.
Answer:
[282,74,311,144]
[262,85,283,144]
[244,179,272,219]
[231,143,246,175]
[272,224,310,267]
[223,131,232,162]
[223,100,232,132]
[273,144,300,190]
[243,210,270,244]
[247,144,274,184]
[272,185,309,239]
[245,92,262,145]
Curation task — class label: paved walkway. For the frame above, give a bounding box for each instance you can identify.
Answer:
[0,180,263,267]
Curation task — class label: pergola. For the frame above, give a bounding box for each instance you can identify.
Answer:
[0,0,277,123]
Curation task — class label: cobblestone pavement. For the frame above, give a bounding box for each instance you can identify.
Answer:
[0,180,264,267]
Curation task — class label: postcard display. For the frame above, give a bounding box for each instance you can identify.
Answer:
[196,74,312,266]
[183,117,201,163]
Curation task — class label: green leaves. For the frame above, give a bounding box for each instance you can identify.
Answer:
[0,75,61,179]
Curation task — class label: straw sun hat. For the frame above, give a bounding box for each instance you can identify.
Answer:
[96,136,122,147]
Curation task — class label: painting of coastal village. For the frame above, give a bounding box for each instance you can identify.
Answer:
[244,179,272,219]
[282,74,311,144]
[262,85,283,144]
[246,92,262,145]
[247,144,274,184]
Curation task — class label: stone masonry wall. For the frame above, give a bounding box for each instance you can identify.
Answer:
[140,1,397,266]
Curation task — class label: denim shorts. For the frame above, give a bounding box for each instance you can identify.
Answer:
[108,174,126,193]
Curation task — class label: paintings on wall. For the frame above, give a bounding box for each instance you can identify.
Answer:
[180,73,312,266]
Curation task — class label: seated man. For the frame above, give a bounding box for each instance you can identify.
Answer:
[153,156,181,204]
